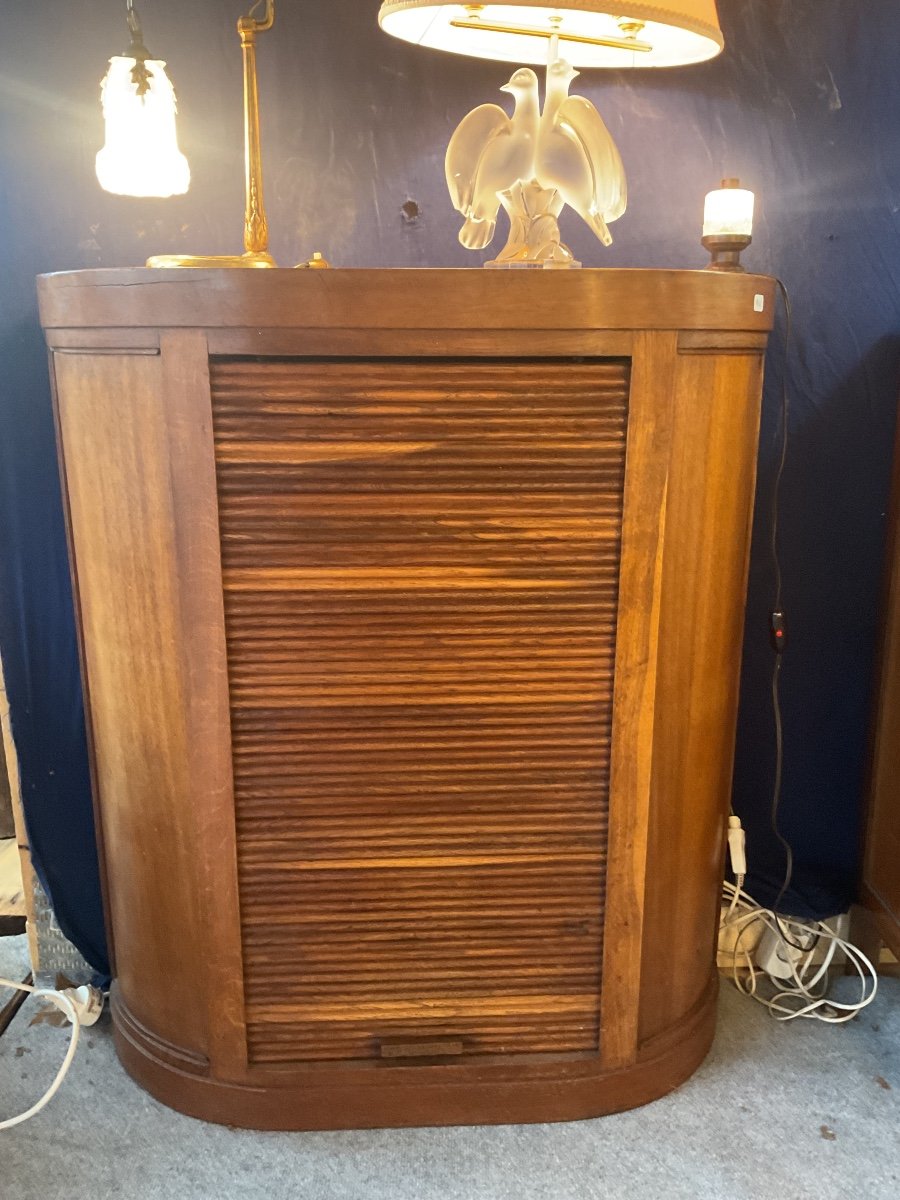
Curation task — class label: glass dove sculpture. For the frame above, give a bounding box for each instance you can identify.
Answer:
[446,58,627,267]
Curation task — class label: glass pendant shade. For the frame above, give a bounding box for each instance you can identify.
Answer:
[96,56,190,198]
[703,181,754,237]
[378,2,724,68]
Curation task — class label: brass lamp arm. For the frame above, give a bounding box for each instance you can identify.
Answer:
[242,0,276,34]
[449,19,651,54]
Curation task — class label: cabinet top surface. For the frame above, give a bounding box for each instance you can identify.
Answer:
[38,267,776,335]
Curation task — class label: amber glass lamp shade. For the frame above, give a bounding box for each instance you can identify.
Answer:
[378,1,724,68]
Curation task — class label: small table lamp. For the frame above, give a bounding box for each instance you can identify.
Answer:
[702,178,755,272]
[379,2,725,267]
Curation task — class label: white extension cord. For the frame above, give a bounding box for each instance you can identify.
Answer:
[721,819,878,1023]
[0,978,103,1130]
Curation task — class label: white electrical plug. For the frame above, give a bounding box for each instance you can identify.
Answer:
[0,978,103,1130]
[727,815,747,878]
[754,924,809,980]
[59,985,104,1027]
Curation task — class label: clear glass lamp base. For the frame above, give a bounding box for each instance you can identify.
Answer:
[484,258,582,270]
[481,181,582,270]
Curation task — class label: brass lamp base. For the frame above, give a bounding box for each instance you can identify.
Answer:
[146,251,332,270]
[146,252,276,268]
[148,3,282,271]
[702,234,752,273]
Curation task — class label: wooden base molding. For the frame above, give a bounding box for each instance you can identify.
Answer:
[112,974,719,1131]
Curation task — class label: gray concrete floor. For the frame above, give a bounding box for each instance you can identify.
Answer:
[0,955,898,1200]
[0,931,28,984]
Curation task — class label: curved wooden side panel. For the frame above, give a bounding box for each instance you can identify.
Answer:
[112,986,210,1077]
[860,387,900,960]
[52,337,248,1075]
[52,349,210,1058]
[639,348,765,1045]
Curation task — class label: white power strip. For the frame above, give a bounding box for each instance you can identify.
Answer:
[720,885,876,1022]
[720,817,877,1023]
[754,913,849,979]
[718,909,850,973]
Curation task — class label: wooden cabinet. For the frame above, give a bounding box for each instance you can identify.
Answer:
[39,268,773,1130]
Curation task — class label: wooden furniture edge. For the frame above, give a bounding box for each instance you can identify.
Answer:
[159,331,250,1076]
[0,651,33,946]
[111,970,718,1131]
[599,331,676,1069]
[855,886,900,963]
[37,269,776,335]
[858,383,900,958]
[47,350,117,977]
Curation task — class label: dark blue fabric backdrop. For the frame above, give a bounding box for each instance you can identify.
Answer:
[1,0,898,966]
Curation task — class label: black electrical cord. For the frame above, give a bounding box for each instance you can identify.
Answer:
[771,279,792,613]
[769,278,796,922]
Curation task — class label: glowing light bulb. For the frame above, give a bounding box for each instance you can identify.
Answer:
[703,180,755,238]
[96,56,190,198]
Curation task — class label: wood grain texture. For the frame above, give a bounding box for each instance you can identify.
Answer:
[638,350,765,1044]
[211,358,628,1063]
[158,332,249,1077]
[52,352,209,1060]
[599,333,676,1070]
[40,267,774,1129]
[0,651,34,953]
[38,269,776,336]
[0,839,25,921]
[113,972,719,1131]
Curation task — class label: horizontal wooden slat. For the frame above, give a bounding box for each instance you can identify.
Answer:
[211,358,627,1064]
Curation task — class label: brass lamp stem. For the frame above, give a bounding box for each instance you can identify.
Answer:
[239,0,274,260]
[146,0,278,268]
[147,0,330,270]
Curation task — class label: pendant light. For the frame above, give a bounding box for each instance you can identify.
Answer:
[96,0,190,199]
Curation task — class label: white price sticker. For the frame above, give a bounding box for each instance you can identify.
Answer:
[754,294,765,313]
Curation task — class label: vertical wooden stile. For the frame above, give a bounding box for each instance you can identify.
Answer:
[160,331,249,1078]
[600,331,676,1070]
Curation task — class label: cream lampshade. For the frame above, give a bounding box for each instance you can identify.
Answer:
[378,2,724,69]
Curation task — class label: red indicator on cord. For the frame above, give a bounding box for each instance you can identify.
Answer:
[770,611,787,654]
